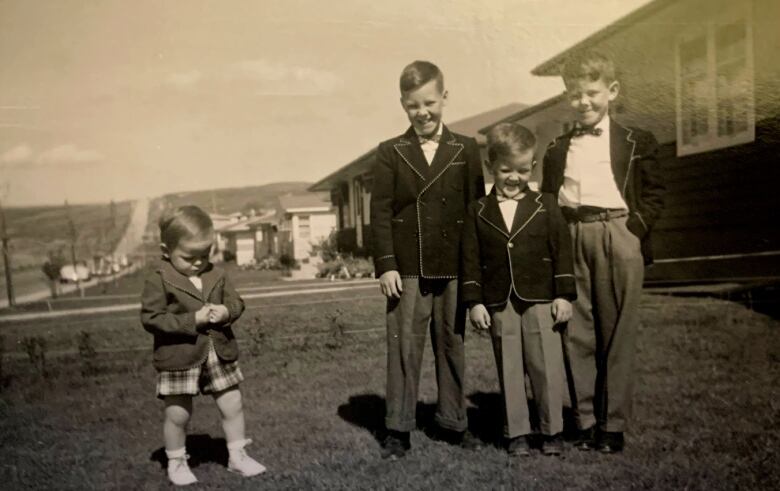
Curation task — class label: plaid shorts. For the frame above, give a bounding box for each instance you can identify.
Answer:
[156,342,243,399]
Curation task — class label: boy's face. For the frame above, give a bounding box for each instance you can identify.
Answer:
[162,234,214,277]
[565,77,619,128]
[400,79,447,137]
[491,149,535,200]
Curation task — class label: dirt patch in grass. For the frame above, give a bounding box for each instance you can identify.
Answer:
[0,294,778,489]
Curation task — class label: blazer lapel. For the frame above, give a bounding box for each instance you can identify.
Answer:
[159,261,203,301]
[199,264,223,301]
[393,126,429,182]
[427,125,461,179]
[609,119,636,198]
[509,192,543,239]
[478,190,510,237]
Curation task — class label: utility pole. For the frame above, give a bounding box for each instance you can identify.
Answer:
[65,200,84,298]
[0,197,15,307]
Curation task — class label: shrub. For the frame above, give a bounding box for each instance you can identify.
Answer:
[21,336,48,377]
[317,256,375,279]
[77,331,99,376]
[279,253,298,270]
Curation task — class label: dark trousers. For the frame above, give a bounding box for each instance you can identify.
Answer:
[385,278,467,433]
[564,216,644,433]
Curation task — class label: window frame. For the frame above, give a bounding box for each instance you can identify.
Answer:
[675,2,755,156]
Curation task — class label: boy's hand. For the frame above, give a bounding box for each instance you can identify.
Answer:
[208,304,230,324]
[379,270,403,298]
[195,305,213,328]
[469,304,491,330]
[551,298,572,324]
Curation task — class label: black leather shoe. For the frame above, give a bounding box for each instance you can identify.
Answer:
[573,426,597,451]
[506,436,531,457]
[542,433,564,456]
[430,427,482,450]
[597,431,624,453]
[381,431,410,459]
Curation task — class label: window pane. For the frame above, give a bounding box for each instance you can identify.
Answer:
[680,37,707,75]
[681,75,709,145]
[716,20,748,137]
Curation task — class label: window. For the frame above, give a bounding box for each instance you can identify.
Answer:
[298,215,310,239]
[675,7,754,156]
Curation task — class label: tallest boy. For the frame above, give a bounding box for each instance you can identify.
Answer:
[371,61,484,459]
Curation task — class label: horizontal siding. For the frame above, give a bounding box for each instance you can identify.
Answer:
[652,117,780,264]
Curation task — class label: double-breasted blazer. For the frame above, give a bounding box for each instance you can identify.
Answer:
[140,260,245,371]
[541,118,665,264]
[460,189,576,310]
[370,125,485,279]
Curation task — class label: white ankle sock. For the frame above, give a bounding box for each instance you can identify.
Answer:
[227,438,250,459]
[166,447,187,461]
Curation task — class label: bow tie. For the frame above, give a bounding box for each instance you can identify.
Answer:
[418,134,441,144]
[496,193,524,202]
[572,126,603,138]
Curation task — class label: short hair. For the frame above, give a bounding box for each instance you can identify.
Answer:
[486,123,536,167]
[158,205,214,250]
[399,60,444,94]
[561,50,616,84]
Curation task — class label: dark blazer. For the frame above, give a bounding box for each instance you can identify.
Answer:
[140,260,245,371]
[461,189,576,309]
[370,125,485,279]
[541,118,665,264]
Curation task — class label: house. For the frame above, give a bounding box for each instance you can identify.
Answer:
[216,210,278,266]
[276,193,337,264]
[308,103,527,255]
[479,0,780,284]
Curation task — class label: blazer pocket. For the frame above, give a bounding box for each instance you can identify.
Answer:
[391,218,404,223]
[451,161,467,166]
[542,257,553,262]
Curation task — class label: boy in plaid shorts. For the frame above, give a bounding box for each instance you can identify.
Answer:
[141,205,265,486]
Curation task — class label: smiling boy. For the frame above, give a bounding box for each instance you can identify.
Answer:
[370,60,485,459]
[461,123,575,457]
[541,50,665,453]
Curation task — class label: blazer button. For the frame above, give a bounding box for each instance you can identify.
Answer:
[508,242,514,248]
[441,197,446,203]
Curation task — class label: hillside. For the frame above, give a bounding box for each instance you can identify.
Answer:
[161,181,312,215]
[1,202,133,271]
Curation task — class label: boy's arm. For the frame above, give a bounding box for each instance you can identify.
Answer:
[465,137,485,201]
[140,273,201,336]
[221,273,245,324]
[540,141,558,194]
[629,130,665,237]
[546,194,577,301]
[370,143,399,277]
[460,202,484,306]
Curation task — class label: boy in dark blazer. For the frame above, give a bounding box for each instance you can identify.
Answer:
[541,50,665,453]
[461,123,576,457]
[370,60,484,459]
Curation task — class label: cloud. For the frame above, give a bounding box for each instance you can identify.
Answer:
[165,70,203,89]
[0,144,33,164]
[225,59,342,95]
[0,143,103,167]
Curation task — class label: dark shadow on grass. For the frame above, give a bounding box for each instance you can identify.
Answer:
[150,434,228,469]
[337,393,388,444]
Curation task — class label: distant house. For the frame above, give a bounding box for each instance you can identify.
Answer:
[308,103,527,255]
[276,193,337,264]
[216,211,277,266]
[481,0,780,284]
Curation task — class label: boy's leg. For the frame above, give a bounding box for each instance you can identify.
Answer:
[521,302,565,437]
[591,217,644,433]
[213,387,245,444]
[490,299,532,439]
[562,222,599,432]
[164,395,193,451]
[385,278,433,433]
[429,279,468,433]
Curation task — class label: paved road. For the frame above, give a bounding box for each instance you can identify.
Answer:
[0,198,150,308]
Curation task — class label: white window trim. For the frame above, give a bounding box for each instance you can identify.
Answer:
[675,2,755,157]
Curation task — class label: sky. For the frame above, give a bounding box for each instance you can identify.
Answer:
[0,0,649,206]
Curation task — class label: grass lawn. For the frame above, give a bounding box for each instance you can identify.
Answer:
[0,291,778,489]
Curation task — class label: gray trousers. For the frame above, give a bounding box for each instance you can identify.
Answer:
[564,216,644,433]
[491,299,565,438]
[385,278,467,433]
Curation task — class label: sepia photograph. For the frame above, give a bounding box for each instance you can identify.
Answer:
[0,0,778,488]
